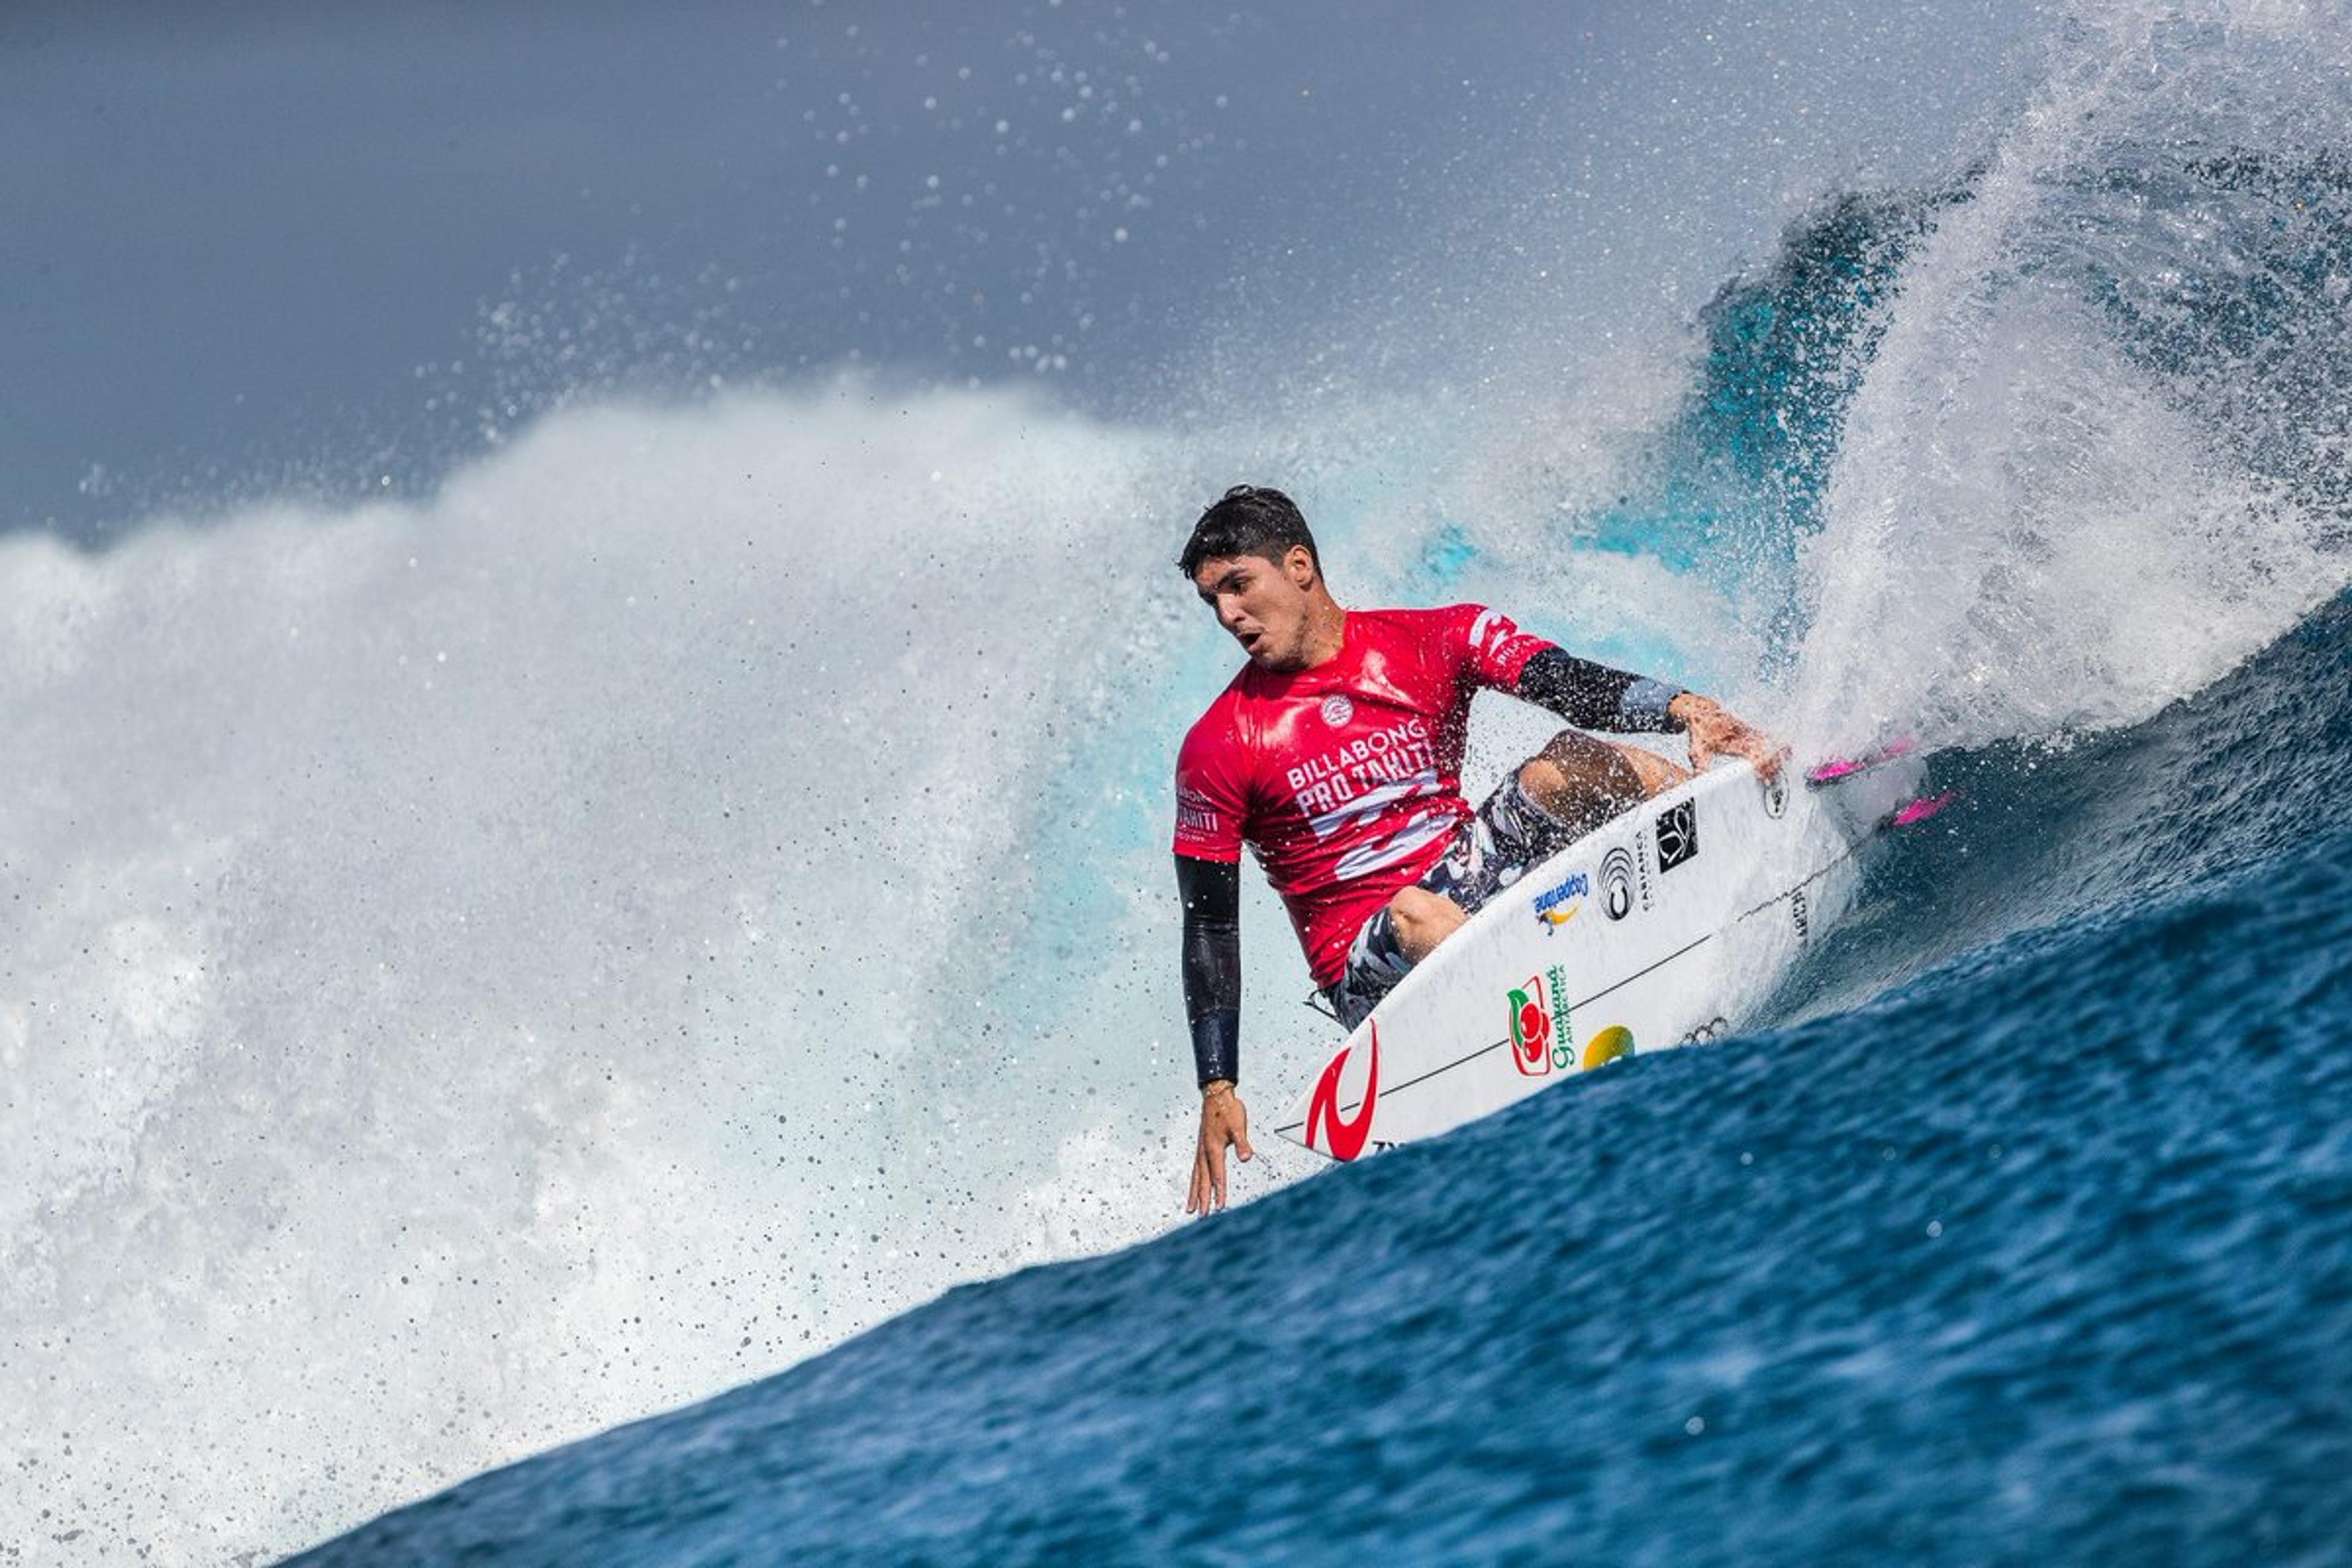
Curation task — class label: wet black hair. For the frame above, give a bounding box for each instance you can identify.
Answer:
[1177,484,1321,580]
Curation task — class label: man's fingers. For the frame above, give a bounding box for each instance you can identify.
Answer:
[1678,698,1785,782]
[1188,1136,1216,1214]
[1729,725,1787,780]
[1185,1098,1253,1215]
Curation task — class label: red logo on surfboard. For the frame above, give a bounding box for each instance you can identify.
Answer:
[1508,974,1552,1076]
[1306,1022,1381,1161]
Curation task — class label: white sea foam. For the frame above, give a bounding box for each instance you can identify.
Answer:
[0,383,1215,1562]
[3,372,1724,1564]
[4,362,1731,1561]
[1787,4,2352,755]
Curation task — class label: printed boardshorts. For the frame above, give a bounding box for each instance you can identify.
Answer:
[1324,773,1583,1030]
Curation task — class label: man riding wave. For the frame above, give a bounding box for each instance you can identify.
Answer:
[1172,486,1780,1213]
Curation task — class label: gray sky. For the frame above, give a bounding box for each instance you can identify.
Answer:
[2,0,2042,539]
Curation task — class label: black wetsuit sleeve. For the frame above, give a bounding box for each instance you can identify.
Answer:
[1515,646,1687,734]
[1176,853,1242,1088]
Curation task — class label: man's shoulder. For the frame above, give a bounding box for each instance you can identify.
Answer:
[1349,601,1493,655]
[1183,663,1251,721]
[1354,601,1487,633]
[1354,602,1552,687]
[1177,669,1252,758]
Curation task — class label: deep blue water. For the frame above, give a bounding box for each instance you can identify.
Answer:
[288,620,2352,1563]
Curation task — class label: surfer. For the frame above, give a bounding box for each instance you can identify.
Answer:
[1173,485,1781,1213]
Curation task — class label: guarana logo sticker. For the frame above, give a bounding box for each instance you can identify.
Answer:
[1507,964,1573,1076]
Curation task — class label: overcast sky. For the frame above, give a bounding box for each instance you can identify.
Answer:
[2,1,2041,540]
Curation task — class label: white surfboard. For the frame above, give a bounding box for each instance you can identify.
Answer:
[1273,747,1926,1159]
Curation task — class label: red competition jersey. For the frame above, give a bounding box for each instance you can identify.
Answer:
[1172,605,1557,987]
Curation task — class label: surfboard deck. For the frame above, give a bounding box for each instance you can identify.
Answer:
[1273,750,1923,1159]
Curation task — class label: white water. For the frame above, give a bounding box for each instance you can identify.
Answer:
[1789,2,2352,754]
[0,374,1739,1563]
[2,385,1203,1559]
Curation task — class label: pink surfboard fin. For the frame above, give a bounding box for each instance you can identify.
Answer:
[1890,792,1954,827]
[1804,735,1913,788]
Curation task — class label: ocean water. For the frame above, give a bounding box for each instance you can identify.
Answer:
[293,623,2352,1564]
[6,3,2351,1564]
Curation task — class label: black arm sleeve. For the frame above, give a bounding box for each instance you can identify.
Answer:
[1175,853,1242,1088]
[1515,646,1687,734]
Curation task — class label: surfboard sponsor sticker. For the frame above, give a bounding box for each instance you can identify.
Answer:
[1762,768,1789,820]
[1532,870,1589,930]
[1655,800,1698,872]
[1599,846,1637,920]
[1581,1025,1635,1069]
[1306,1022,1381,1160]
[1507,965,1572,1076]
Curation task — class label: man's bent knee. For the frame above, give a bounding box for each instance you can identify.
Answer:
[1598,737,1691,799]
[1387,886,1466,965]
[1518,732,1645,829]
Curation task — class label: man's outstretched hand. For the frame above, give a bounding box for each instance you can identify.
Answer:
[1669,693,1787,780]
[1186,1080,1254,1215]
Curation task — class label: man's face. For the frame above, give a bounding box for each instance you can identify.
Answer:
[1191,548,1316,669]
